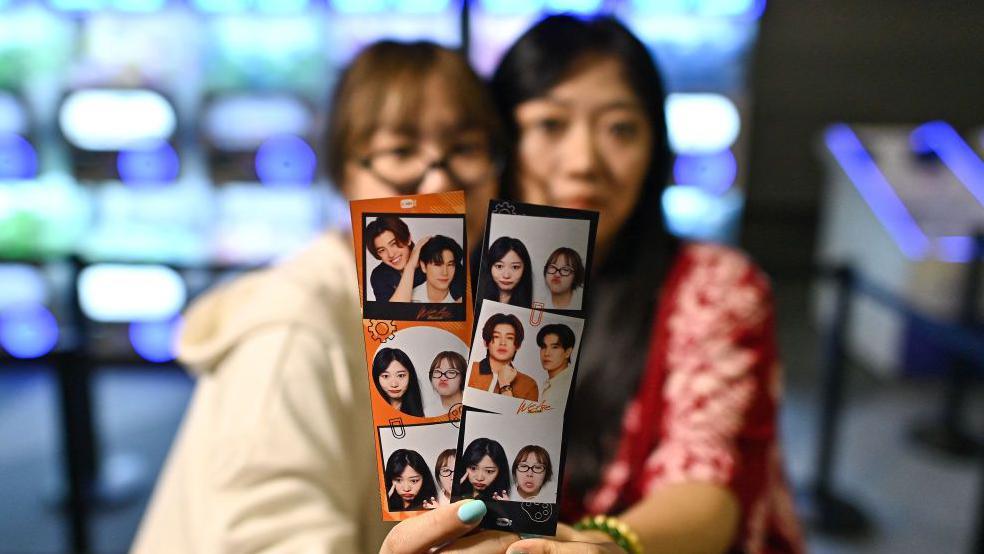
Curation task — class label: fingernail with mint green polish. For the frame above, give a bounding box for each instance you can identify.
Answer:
[457,499,487,523]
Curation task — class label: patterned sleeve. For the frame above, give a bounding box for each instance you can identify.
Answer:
[639,244,774,493]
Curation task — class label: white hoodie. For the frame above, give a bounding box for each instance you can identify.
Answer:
[132,232,394,553]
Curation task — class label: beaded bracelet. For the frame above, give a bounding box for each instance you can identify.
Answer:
[573,515,643,554]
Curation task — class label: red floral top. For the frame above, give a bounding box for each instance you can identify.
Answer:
[563,243,805,554]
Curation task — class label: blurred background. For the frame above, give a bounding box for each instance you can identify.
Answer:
[0,1,981,552]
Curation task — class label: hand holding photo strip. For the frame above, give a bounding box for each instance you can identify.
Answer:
[350,191,474,522]
[452,199,598,536]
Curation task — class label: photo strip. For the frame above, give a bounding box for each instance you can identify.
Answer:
[350,191,473,521]
[452,199,597,535]
[361,212,467,321]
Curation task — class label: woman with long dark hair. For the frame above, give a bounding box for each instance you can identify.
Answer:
[491,14,804,554]
[480,236,533,307]
[384,449,439,512]
[455,438,511,502]
[372,347,424,417]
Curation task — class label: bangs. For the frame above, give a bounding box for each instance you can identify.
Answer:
[326,41,503,185]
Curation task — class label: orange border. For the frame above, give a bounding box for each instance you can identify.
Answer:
[350,191,472,521]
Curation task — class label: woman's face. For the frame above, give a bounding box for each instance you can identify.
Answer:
[430,359,462,398]
[393,465,423,503]
[515,453,547,496]
[378,360,410,401]
[491,250,524,293]
[438,457,455,494]
[343,72,497,250]
[515,57,652,252]
[466,454,499,492]
[373,230,412,272]
[544,254,575,295]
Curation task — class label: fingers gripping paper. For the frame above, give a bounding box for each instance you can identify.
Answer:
[351,194,597,536]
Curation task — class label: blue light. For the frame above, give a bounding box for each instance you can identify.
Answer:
[254,135,316,187]
[0,133,38,179]
[545,0,601,13]
[255,0,309,12]
[393,0,450,13]
[330,0,386,13]
[0,265,47,312]
[111,0,167,11]
[910,121,984,207]
[48,0,104,11]
[479,0,543,15]
[824,124,930,260]
[661,184,743,242]
[117,141,180,186]
[631,0,765,18]
[191,0,249,13]
[0,304,59,359]
[673,150,737,195]
[129,317,181,363]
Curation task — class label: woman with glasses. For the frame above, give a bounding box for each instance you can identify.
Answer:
[423,448,457,508]
[542,247,585,310]
[134,40,504,554]
[511,445,553,502]
[427,350,465,415]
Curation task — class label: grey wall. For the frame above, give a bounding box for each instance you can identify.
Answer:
[743,1,984,272]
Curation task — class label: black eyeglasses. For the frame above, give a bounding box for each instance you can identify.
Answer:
[359,142,498,195]
[430,369,461,380]
[516,463,546,474]
[545,265,574,277]
[438,467,454,477]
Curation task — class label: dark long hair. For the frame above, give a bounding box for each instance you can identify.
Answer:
[491,15,678,504]
[480,236,533,307]
[457,438,511,502]
[372,348,424,417]
[384,449,438,511]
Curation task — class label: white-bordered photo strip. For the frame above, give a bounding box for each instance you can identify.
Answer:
[476,212,592,313]
[462,300,584,417]
[363,213,466,321]
[378,421,460,512]
[369,326,469,419]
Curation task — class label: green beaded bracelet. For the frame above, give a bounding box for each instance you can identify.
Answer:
[573,514,643,554]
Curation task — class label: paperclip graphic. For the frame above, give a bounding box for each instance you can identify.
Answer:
[448,402,463,427]
[530,302,544,326]
[368,320,397,343]
[521,503,553,523]
[388,418,406,439]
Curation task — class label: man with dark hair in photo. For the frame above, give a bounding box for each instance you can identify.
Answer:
[535,323,576,407]
[542,247,585,310]
[467,313,538,401]
[365,215,425,302]
[411,235,464,303]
